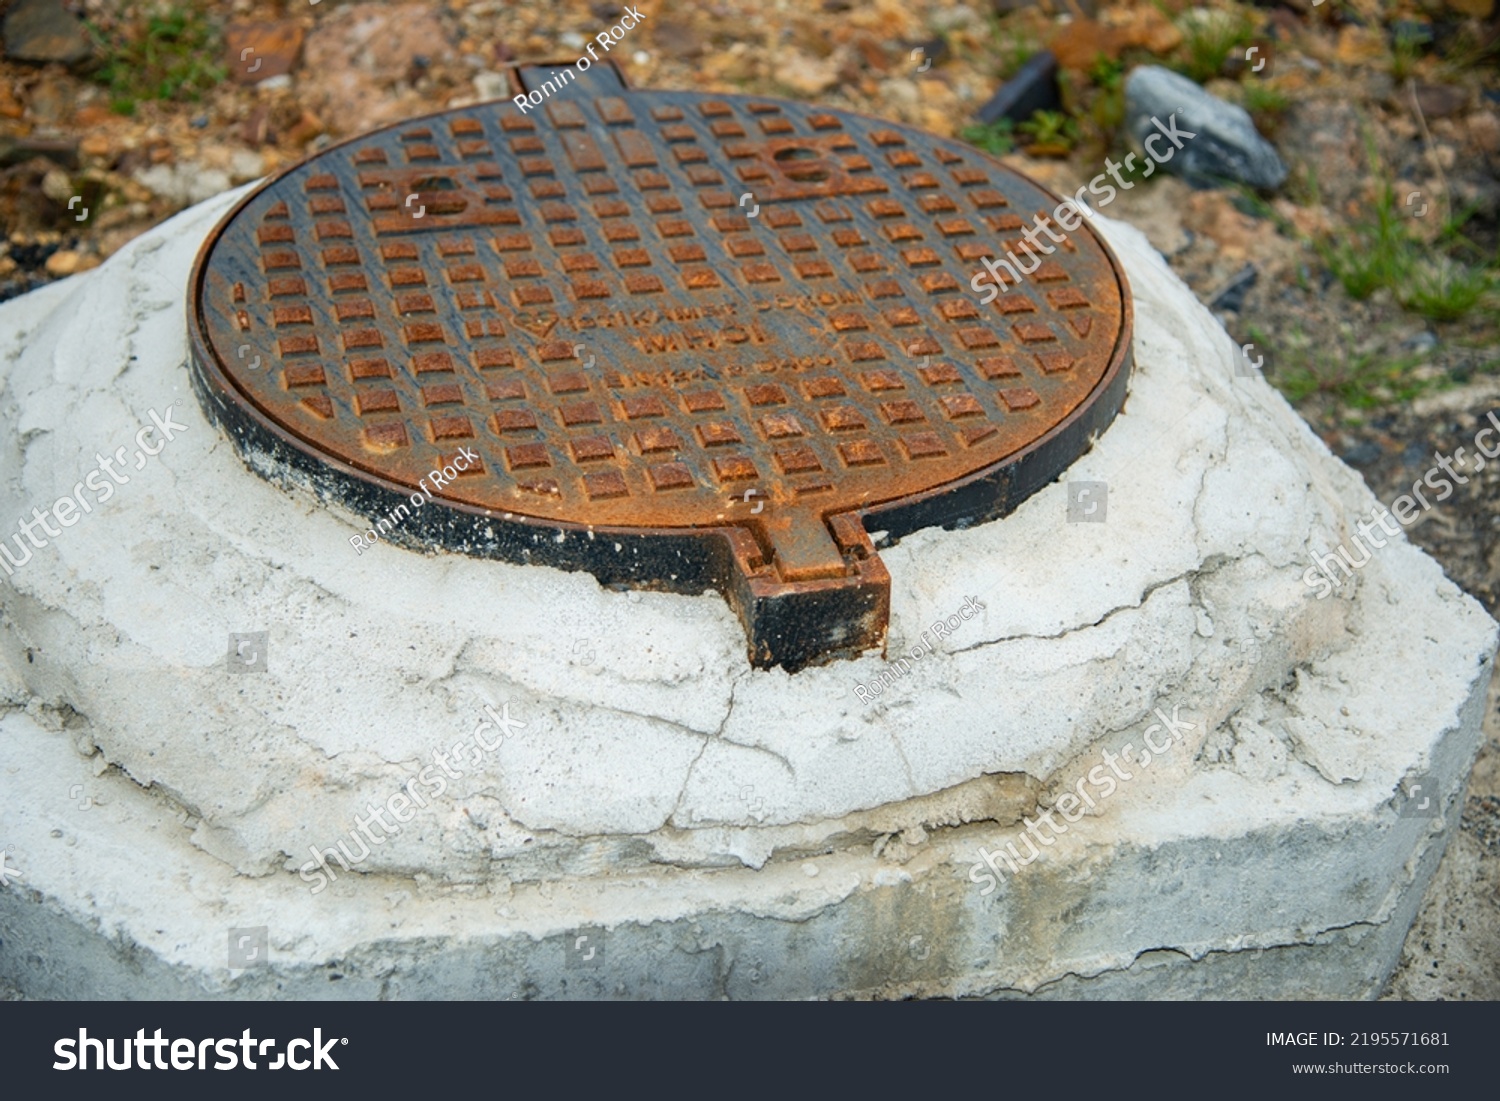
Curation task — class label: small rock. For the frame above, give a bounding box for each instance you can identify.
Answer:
[1341,442,1383,467]
[39,167,72,203]
[911,36,951,72]
[929,5,980,33]
[975,51,1060,126]
[1048,17,1124,70]
[1414,82,1469,120]
[43,249,83,277]
[880,77,921,111]
[224,20,306,86]
[560,31,586,52]
[3,0,93,65]
[775,52,841,96]
[1468,111,1500,155]
[1403,331,1439,353]
[0,134,77,169]
[1402,441,1433,468]
[700,43,757,83]
[1335,25,1388,66]
[1207,262,1257,313]
[300,3,458,136]
[132,163,232,207]
[1111,5,1183,56]
[651,17,702,60]
[228,150,266,184]
[472,71,508,101]
[240,105,272,147]
[25,71,75,125]
[1125,65,1288,189]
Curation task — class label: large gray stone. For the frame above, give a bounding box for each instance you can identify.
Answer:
[3,0,92,65]
[1125,64,1288,189]
[0,186,1491,999]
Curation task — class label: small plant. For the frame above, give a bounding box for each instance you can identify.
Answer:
[1086,54,1126,133]
[86,5,226,116]
[1388,24,1430,83]
[1266,328,1435,409]
[1087,55,1125,93]
[1241,80,1290,131]
[1174,7,1256,84]
[1017,109,1079,153]
[1399,259,1494,322]
[1314,181,1498,323]
[1109,145,1159,187]
[990,17,1040,81]
[1437,21,1500,81]
[1316,183,1415,299]
[959,118,1015,156]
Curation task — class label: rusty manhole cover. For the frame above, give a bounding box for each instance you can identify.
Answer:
[188,63,1132,671]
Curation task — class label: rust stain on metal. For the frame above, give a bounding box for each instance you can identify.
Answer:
[187,62,1134,671]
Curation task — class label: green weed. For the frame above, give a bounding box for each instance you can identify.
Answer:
[1174,8,1256,84]
[1315,183,1497,322]
[86,5,225,116]
[1389,23,1430,83]
[1241,80,1290,131]
[1017,109,1079,151]
[1266,328,1435,409]
[959,118,1016,157]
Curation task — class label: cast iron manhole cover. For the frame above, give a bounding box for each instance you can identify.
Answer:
[188,62,1133,671]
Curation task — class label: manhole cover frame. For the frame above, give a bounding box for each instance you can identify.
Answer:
[187,63,1134,671]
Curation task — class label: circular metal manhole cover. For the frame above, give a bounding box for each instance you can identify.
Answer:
[188,63,1132,671]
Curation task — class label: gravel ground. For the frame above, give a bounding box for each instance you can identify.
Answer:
[1349,377,1500,999]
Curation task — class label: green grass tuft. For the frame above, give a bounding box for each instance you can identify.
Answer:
[1173,8,1256,84]
[1263,327,1436,409]
[1017,109,1079,151]
[1315,183,1497,322]
[959,118,1016,156]
[86,5,226,116]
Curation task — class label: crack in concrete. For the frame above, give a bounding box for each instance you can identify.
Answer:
[951,565,1202,655]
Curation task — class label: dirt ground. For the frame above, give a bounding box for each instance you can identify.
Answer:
[1,0,1497,998]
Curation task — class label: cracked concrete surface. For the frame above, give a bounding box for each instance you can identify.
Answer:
[0,189,1493,999]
